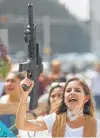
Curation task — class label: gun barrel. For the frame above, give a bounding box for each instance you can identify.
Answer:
[36,43,39,65]
[28,3,33,26]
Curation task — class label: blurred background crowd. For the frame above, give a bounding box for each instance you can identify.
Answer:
[0,0,100,136]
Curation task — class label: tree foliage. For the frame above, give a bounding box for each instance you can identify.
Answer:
[0,39,11,79]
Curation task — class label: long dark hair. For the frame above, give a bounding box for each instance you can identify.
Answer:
[47,83,63,114]
[56,77,95,117]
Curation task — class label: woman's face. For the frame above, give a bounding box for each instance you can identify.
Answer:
[64,80,89,111]
[5,73,21,95]
[50,87,63,104]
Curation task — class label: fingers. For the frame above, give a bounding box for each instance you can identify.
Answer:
[25,72,32,78]
[27,80,34,92]
[23,79,32,87]
[20,77,34,93]
[21,78,33,86]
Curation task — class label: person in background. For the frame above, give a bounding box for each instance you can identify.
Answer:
[46,82,64,114]
[66,65,78,80]
[18,82,64,137]
[90,62,100,117]
[0,39,11,97]
[0,71,24,104]
[0,71,36,135]
[37,72,48,98]
[16,77,100,137]
[47,59,65,85]
[0,55,11,96]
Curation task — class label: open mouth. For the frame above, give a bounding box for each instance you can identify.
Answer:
[69,97,78,102]
[7,88,14,91]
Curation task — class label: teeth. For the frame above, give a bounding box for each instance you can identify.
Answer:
[69,97,77,102]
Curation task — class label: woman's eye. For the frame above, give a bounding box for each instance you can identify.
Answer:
[66,89,71,93]
[51,95,55,98]
[58,94,62,98]
[75,89,81,92]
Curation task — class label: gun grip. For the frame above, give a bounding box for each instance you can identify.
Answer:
[22,71,32,91]
[22,84,30,91]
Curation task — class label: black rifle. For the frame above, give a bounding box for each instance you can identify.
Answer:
[19,3,43,110]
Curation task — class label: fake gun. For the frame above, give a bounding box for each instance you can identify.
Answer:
[19,3,43,110]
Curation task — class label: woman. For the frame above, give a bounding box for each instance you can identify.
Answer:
[0,71,35,135]
[18,82,64,137]
[16,77,100,137]
[0,71,25,135]
[46,82,64,114]
[0,71,24,104]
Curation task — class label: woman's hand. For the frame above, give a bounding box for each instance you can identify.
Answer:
[20,76,34,97]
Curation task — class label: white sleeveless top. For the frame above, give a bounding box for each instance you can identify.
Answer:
[42,113,100,137]
[19,113,100,137]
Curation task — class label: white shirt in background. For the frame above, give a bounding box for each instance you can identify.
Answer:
[0,81,4,97]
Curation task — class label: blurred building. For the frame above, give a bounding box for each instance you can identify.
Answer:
[90,0,100,55]
[0,0,90,62]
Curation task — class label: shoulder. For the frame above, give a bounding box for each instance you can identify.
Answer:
[0,95,8,103]
[97,119,100,128]
[42,112,56,122]
[42,113,56,132]
[96,119,100,136]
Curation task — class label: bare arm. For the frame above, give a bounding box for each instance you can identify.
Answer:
[16,77,47,131]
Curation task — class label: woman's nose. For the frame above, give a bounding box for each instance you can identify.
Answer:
[54,96,58,101]
[70,90,75,95]
[70,93,75,96]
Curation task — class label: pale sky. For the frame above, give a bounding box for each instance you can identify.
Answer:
[58,0,90,21]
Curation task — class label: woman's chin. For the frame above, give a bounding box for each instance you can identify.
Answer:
[68,104,80,111]
[6,90,14,94]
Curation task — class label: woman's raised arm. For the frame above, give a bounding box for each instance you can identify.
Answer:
[16,77,47,131]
